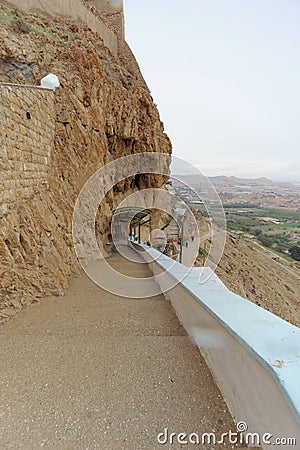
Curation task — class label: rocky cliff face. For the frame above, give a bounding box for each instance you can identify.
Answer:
[0,4,171,319]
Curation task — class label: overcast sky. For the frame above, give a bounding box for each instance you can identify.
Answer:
[124,0,300,181]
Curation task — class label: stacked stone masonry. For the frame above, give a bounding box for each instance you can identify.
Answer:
[0,84,55,216]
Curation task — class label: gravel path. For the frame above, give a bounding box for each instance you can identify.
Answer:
[0,246,249,449]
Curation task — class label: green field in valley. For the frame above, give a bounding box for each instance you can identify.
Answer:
[223,206,300,260]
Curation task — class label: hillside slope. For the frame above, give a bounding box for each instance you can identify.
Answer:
[195,220,300,327]
[0,4,171,318]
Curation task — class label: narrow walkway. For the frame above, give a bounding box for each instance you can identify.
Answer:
[0,246,247,449]
[181,238,200,267]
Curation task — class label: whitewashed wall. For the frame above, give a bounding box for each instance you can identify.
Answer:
[132,242,300,449]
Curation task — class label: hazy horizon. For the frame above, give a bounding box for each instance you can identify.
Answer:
[196,167,300,184]
[125,0,300,183]
[172,168,300,185]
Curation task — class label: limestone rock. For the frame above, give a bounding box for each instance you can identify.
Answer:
[0,308,16,318]
[0,5,172,314]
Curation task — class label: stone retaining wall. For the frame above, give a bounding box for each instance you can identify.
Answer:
[0,83,55,217]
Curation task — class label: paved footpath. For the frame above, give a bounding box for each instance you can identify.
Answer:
[0,246,249,449]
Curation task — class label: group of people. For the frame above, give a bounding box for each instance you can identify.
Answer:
[130,233,196,258]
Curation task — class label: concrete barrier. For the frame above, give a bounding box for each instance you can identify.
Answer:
[132,242,300,449]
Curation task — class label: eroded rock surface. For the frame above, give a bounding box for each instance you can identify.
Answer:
[0,5,172,317]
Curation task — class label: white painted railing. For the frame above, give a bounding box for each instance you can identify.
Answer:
[132,242,300,449]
